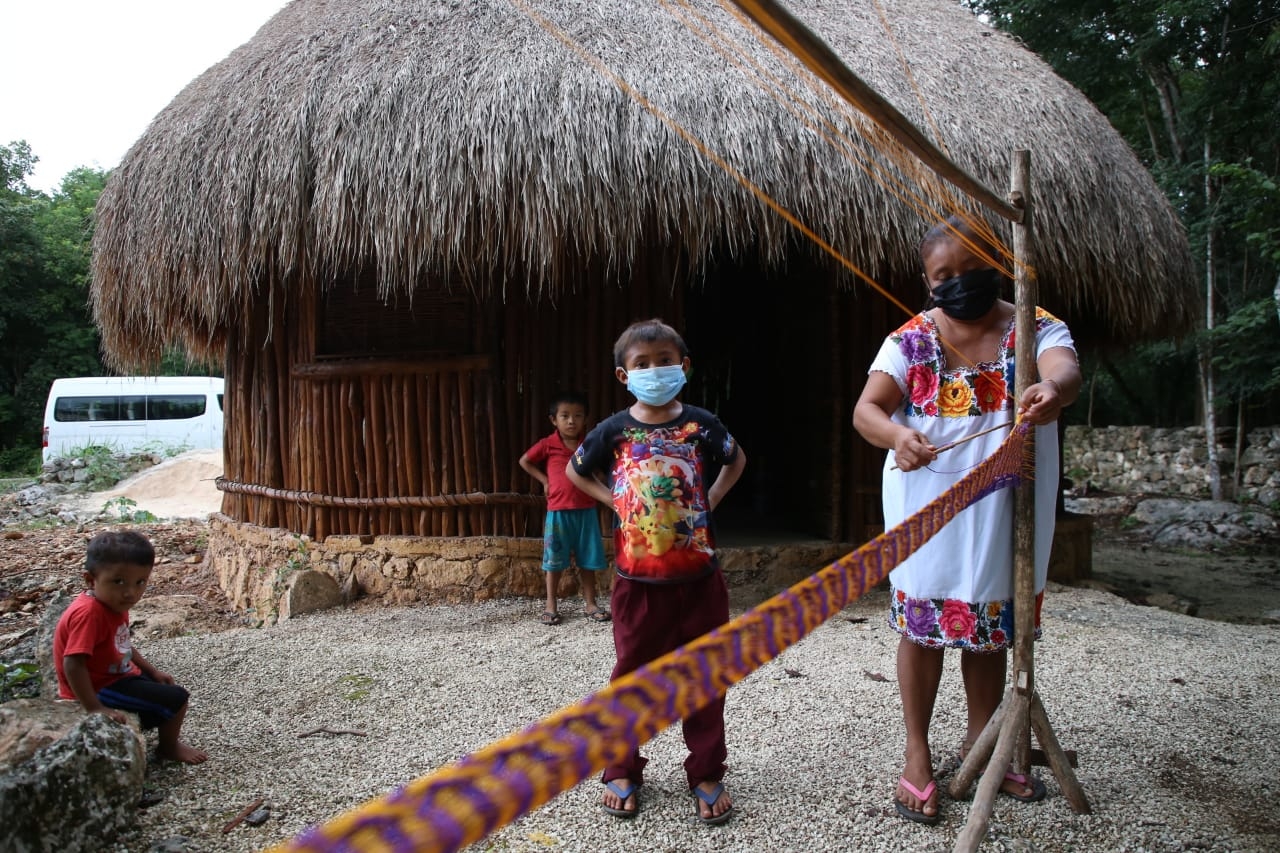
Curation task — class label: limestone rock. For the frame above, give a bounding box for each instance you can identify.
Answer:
[0,699,146,852]
[35,592,73,701]
[130,595,203,639]
[279,570,343,621]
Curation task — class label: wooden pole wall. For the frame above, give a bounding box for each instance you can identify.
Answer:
[221,255,688,541]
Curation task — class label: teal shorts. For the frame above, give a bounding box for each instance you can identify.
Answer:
[543,508,606,572]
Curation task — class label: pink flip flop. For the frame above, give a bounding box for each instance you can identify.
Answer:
[894,776,942,825]
[1001,771,1048,803]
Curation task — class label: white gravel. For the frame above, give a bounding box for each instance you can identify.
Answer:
[111,583,1280,853]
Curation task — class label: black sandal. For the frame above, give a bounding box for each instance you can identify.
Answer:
[539,611,562,626]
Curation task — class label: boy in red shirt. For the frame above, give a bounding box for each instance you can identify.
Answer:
[53,530,207,764]
[519,391,610,626]
[567,319,746,825]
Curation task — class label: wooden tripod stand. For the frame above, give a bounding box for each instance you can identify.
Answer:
[948,151,1091,853]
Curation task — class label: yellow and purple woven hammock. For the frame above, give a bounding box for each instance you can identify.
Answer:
[267,422,1032,853]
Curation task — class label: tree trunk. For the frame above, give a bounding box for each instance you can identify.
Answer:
[1202,135,1222,501]
[1144,62,1184,165]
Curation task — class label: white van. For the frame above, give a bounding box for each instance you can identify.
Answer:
[42,376,225,463]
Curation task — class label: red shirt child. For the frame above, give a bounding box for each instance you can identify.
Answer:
[519,391,610,626]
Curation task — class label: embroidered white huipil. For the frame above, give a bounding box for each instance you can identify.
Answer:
[869,309,1075,604]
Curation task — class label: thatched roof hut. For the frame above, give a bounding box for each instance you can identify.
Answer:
[91,0,1195,585]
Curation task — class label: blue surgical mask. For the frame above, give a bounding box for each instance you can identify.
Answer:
[625,365,686,406]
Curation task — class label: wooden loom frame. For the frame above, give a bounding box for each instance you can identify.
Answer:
[723,2,1092,849]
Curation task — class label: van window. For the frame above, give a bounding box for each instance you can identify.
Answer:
[122,396,146,420]
[54,396,121,422]
[53,394,207,422]
[147,394,207,420]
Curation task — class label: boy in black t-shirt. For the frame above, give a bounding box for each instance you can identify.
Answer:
[568,318,746,825]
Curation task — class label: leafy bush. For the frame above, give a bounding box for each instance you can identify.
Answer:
[0,662,41,703]
[101,496,158,524]
[0,446,40,477]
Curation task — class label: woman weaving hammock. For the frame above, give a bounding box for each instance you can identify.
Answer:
[853,216,1082,825]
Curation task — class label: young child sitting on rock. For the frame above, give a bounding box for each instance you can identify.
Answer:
[53,530,207,764]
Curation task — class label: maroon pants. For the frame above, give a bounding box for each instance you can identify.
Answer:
[600,570,730,790]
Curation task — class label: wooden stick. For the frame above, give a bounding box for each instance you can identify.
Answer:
[1030,693,1092,813]
[726,0,1022,223]
[221,797,265,834]
[954,692,1028,853]
[889,420,1013,470]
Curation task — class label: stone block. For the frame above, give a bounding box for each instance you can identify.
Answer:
[354,559,390,596]
[0,700,146,851]
[279,570,344,621]
[384,556,415,581]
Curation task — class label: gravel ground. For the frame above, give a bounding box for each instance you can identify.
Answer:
[108,583,1280,853]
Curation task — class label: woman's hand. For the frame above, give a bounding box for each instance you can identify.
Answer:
[892,429,937,472]
[1017,380,1064,426]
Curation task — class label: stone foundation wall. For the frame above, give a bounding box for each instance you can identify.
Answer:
[208,515,554,625]
[1064,426,1280,505]
[207,514,857,624]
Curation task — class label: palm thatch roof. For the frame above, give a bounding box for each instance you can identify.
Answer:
[92,0,1196,367]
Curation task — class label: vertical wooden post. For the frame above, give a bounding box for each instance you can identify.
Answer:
[1010,149,1037,750]
[952,150,1090,853]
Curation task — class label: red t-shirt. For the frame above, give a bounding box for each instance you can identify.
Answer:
[524,432,597,511]
[54,592,140,698]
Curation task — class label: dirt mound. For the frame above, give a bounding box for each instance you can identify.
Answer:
[75,449,224,520]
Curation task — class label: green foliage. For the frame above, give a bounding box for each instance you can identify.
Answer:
[0,476,37,494]
[72,445,128,490]
[965,1,1280,427]
[0,445,39,476]
[1206,297,1280,400]
[1069,341,1200,427]
[0,142,107,463]
[0,661,41,703]
[274,536,310,587]
[101,495,158,524]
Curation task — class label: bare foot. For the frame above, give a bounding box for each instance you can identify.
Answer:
[160,742,209,765]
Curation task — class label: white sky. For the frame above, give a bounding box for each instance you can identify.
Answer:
[1,1,293,193]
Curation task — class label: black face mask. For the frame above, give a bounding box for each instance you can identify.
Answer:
[928,268,1003,321]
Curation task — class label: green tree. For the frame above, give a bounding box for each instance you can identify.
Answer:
[0,142,107,472]
[967,0,1280,493]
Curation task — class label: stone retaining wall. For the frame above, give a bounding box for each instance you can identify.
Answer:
[1064,426,1280,505]
[207,515,856,624]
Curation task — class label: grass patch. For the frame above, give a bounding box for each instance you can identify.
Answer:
[0,477,37,495]
[336,673,376,702]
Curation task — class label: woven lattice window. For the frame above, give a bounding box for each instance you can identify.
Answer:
[318,276,473,358]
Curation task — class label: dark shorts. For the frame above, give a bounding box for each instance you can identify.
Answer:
[543,508,606,572]
[99,673,189,730]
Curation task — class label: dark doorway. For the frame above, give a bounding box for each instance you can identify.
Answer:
[682,254,844,544]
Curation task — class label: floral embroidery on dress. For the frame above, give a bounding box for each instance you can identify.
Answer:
[888,586,1042,652]
[891,309,1063,419]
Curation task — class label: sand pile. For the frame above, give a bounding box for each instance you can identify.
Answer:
[81,449,224,520]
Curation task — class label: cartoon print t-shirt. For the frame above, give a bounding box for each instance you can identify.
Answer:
[571,405,738,582]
